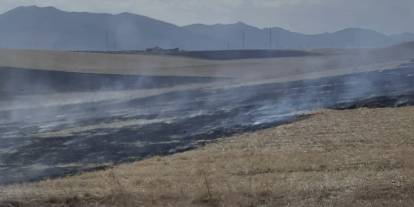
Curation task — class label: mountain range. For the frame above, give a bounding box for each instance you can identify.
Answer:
[0,6,413,51]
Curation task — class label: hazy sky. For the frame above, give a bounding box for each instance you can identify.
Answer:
[0,0,413,34]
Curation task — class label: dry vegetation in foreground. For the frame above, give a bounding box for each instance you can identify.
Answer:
[1,106,414,206]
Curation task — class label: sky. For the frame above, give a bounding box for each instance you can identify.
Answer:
[0,0,413,34]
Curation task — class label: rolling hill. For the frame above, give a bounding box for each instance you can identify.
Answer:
[184,24,413,49]
[0,6,413,50]
[0,6,221,50]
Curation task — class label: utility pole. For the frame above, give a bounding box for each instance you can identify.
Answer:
[105,29,109,52]
[269,27,273,50]
[242,31,246,49]
[113,35,117,51]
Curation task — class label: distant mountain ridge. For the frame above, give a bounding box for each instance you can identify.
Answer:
[0,6,222,50]
[0,6,413,51]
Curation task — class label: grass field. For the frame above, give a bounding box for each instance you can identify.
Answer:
[1,42,414,206]
[1,106,413,207]
[0,44,412,82]
[2,45,412,112]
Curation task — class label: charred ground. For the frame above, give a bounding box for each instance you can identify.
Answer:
[0,62,414,185]
[0,67,220,96]
[84,49,317,60]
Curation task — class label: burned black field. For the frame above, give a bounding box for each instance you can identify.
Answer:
[87,49,316,60]
[1,63,414,185]
[0,67,219,96]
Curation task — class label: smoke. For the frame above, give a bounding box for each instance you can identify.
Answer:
[1,6,414,185]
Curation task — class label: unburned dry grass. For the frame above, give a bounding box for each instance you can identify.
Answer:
[1,106,414,206]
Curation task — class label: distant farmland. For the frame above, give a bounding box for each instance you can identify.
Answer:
[0,43,413,82]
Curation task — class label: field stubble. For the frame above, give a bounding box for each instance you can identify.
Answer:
[1,106,414,206]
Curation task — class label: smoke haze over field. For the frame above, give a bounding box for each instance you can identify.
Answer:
[0,0,413,34]
[1,0,414,187]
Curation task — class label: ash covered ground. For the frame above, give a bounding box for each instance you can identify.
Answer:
[1,61,414,185]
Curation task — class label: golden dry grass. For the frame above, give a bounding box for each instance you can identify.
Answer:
[0,48,409,82]
[1,106,414,206]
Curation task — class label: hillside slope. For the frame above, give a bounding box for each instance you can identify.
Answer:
[1,41,414,81]
[1,106,414,207]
